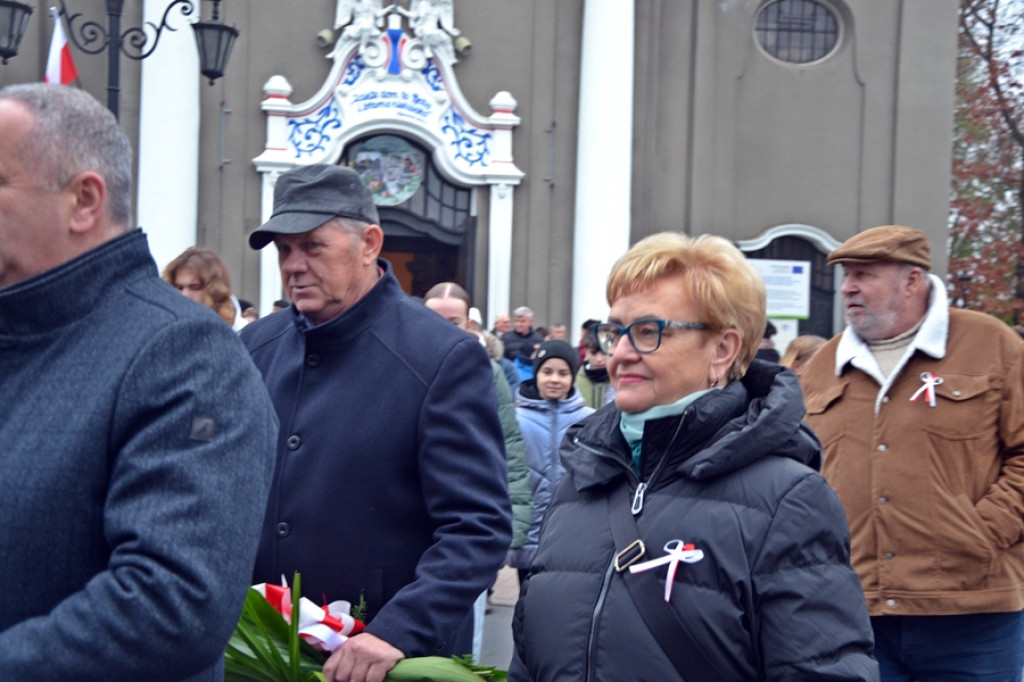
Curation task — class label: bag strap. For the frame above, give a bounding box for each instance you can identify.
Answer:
[605,488,728,682]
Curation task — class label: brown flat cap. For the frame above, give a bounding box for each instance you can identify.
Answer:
[827,225,932,270]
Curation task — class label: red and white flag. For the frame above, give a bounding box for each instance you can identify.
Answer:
[44,7,78,85]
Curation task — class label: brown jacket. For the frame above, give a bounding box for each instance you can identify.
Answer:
[802,299,1024,617]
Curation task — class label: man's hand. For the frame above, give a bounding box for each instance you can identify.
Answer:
[322,632,405,682]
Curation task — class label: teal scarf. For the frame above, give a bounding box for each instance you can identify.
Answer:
[619,388,717,474]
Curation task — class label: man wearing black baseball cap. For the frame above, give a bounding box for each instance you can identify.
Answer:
[801,224,1024,680]
[240,164,512,682]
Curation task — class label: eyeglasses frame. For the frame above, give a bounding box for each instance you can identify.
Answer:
[594,318,711,354]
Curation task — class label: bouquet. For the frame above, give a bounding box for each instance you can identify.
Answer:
[225,573,506,682]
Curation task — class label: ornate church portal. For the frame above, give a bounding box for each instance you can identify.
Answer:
[253,0,523,315]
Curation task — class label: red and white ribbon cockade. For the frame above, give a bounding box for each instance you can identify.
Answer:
[628,539,705,602]
[909,371,943,408]
[253,580,365,653]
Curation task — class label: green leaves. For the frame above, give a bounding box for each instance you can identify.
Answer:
[224,584,327,682]
[224,573,506,682]
[383,656,507,681]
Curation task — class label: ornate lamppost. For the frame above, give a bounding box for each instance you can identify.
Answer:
[0,0,237,119]
[0,0,33,64]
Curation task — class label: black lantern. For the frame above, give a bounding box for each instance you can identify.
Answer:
[0,0,239,118]
[0,0,32,64]
[193,0,237,85]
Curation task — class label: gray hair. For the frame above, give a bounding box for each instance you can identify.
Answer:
[513,306,534,318]
[0,84,132,227]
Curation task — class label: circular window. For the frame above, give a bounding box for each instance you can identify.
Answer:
[350,135,426,206]
[755,0,840,65]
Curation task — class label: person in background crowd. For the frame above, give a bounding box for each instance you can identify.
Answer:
[492,314,511,336]
[547,324,566,340]
[578,318,602,364]
[422,282,532,551]
[422,281,533,660]
[502,305,544,362]
[0,83,278,681]
[273,298,290,311]
[511,232,877,681]
[754,319,780,362]
[779,334,827,379]
[575,328,616,409]
[508,340,593,586]
[801,225,1024,681]
[162,246,247,332]
[242,164,511,682]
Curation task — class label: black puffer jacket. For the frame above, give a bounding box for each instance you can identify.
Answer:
[510,362,878,681]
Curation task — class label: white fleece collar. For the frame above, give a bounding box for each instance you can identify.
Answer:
[834,274,949,411]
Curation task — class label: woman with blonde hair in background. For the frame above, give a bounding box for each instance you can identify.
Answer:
[779,334,827,378]
[162,247,246,331]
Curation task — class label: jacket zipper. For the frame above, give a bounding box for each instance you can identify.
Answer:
[574,418,690,678]
[573,433,674,682]
[585,557,616,682]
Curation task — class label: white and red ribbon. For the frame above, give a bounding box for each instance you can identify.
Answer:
[628,539,704,602]
[252,579,365,653]
[909,371,943,407]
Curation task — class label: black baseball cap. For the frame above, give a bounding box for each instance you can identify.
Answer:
[248,164,380,249]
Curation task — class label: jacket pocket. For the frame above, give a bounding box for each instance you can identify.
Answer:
[804,382,848,454]
[918,374,992,440]
[922,492,996,590]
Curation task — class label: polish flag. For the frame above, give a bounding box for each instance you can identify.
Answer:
[44,7,78,85]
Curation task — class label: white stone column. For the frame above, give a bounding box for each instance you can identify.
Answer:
[137,0,200,271]
[258,171,284,317]
[253,76,296,316]
[485,91,523,323]
[571,0,634,337]
[487,182,514,324]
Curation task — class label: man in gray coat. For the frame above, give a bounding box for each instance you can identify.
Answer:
[0,84,278,681]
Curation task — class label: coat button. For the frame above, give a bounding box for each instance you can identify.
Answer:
[882,395,890,403]
[877,444,888,452]
[953,390,962,397]
[276,522,290,537]
[886,598,896,607]
[306,354,321,368]
[287,435,302,450]
[885,552,894,560]
[879,497,888,504]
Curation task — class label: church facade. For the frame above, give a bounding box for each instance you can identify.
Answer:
[0,0,959,342]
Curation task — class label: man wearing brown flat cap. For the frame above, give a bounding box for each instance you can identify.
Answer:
[241,164,511,682]
[801,224,1024,680]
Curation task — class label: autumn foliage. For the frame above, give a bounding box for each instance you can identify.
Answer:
[951,0,1024,320]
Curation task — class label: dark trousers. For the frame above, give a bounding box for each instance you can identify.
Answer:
[871,611,1024,681]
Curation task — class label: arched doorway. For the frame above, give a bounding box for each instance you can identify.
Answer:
[342,134,476,298]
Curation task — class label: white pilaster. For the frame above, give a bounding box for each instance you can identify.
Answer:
[258,171,284,317]
[487,182,514,325]
[137,0,200,272]
[571,0,634,336]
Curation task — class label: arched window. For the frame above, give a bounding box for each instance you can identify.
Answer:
[755,0,841,65]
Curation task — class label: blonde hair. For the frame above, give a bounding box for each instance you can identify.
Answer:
[162,247,236,326]
[605,232,766,380]
[780,335,827,370]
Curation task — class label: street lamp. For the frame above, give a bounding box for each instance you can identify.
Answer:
[0,0,32,64]
[192,0,237,85]
[57,0,238,119]
[0,0,238,119]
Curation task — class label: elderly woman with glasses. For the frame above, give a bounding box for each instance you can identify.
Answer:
[509,233,878,682]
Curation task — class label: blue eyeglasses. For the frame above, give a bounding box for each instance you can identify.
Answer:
[593,318,710,354]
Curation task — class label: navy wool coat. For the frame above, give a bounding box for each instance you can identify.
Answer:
[242,261,512,657]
